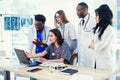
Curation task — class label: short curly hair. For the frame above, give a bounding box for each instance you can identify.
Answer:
[34,14,46,23]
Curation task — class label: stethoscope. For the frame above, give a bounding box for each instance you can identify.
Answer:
[80,13,90,31]
[51,44,62,58]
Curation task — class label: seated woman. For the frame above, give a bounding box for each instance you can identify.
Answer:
[26,28,71,64]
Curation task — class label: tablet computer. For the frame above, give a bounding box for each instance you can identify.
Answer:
[61,68,78,75]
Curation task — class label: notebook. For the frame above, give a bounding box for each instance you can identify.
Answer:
[61,68,78,75]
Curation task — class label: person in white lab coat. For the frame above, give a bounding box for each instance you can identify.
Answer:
[76,2,96,68]
[28,14,51,55]
[89,4,116,72]
[54,10,77,65]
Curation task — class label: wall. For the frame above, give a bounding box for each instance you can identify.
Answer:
[0,0,118,58]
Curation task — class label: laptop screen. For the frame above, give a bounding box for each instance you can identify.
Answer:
[14,48,30,65]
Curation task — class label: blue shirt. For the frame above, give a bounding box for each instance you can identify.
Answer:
[35,31,45,53]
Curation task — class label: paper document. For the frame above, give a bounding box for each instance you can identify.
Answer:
[40,62,66,67]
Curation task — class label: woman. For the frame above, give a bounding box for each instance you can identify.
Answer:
[89,4,116,72]
[26,29,71,64]
[54,10,77,65]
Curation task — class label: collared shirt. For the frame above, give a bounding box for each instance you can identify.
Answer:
[79,13,94,32]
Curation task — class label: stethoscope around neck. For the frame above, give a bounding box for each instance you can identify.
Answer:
[51,44,62,58]
[80,13,90,31]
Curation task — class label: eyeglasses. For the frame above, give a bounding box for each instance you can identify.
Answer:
[55,16,60,19]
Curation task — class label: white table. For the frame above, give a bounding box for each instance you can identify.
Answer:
[0,57,113,80]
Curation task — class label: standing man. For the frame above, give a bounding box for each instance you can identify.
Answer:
[76,2,96,68]
[28,14,51,56]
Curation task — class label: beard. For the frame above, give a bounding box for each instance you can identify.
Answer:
[78,14,84,18]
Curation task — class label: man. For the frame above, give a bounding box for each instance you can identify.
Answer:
[28,14,51,56]
[76,2,96,68]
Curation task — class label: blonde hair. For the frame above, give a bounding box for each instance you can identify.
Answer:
[54,10,69,28]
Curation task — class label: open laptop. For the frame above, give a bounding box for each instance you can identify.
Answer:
[14,48,41,67]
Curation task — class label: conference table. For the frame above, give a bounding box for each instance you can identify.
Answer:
[0,57,113,80]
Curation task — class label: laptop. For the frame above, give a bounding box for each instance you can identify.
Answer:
[14,48,41,67]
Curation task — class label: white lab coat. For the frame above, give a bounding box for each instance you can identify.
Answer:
[57,23,77,47]
[77,13,96,68]
[57,22,77,65]
[27,25,51,54]
[94,25,116,72]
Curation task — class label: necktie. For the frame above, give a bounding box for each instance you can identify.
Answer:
[82,19,85,25]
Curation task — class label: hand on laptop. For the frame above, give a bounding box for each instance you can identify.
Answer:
[26,52,33,58]
[40,57,48,62]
